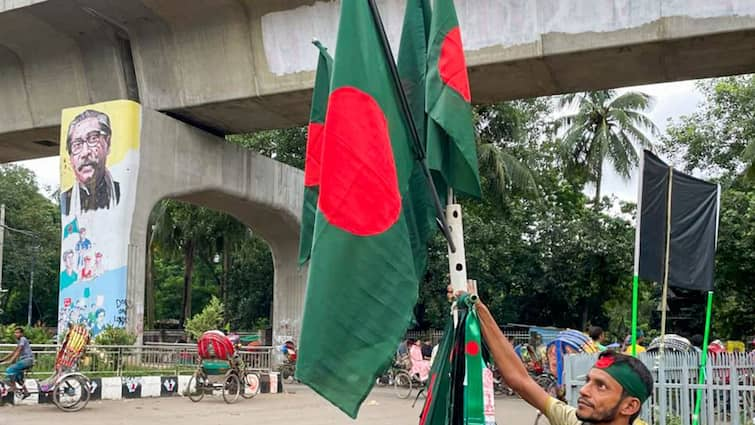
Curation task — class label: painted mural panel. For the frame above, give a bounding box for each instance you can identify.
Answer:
[57,100,141,338]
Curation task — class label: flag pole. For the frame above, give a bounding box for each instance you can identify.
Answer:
[692,184,720,425]
[366,0,456,254]
[631,152,646,357]
[658,166,673,355]
[692,290,713,425]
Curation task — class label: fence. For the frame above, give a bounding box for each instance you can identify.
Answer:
[0,343,274,378]
[405,326,534,347]
[563,352,755,425]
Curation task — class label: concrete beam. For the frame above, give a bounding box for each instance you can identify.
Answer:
[2,0,755,161]
[128,108,306,345]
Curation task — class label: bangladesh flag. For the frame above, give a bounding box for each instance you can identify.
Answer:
[63,218,79,238]
[397,0,437,279]
[425,0,481,198]
[420,296,489,425]
[298,40,333,265]
[295,1,425,418]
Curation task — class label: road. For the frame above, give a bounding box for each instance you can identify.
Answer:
[1,383,547,424]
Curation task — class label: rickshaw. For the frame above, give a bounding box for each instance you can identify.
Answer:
[186,331,259,403]
[0,324,92,412]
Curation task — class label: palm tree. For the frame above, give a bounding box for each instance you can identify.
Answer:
[474,102,541,204]
[556,90,659,207]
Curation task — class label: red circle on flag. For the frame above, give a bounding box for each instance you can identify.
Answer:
[318,86,401,236]
[439,26,471,102]
[465,341,480,356]
[304,122,325,187]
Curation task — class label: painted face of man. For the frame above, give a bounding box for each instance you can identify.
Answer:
[64,252,74,269]
[69,117,110,186]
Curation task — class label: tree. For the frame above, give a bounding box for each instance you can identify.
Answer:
[0,165,60,325]
[660,75,755,339]
[474,99,548,203]
[556,90,659,207]
[662,75,755,183]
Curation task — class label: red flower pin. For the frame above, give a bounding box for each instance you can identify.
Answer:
[595,355,615,369]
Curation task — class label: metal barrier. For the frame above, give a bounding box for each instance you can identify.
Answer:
[0,343,274,377]
[563,352,755,425]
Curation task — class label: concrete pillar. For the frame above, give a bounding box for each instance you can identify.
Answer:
[127,107,306,345]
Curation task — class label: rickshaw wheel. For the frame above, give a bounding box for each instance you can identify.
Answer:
[187,371,207,402]
[53,373,91,412]
[241,372,260,399]
[222,372,241,404]
[394,371,413,399]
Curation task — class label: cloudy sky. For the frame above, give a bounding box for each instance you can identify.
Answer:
[14,79,705,202]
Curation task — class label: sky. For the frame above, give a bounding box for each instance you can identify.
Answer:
[14,80,706,202]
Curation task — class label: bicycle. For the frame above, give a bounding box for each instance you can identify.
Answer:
[0,366,91,412]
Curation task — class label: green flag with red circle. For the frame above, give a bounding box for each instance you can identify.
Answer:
[425,0,481,199]
[298,41,333,265]
[295,0,424,418]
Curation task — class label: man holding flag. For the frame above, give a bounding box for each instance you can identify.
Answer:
[451,287,653,425]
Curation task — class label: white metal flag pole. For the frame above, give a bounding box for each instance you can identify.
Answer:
[447,188,470,328]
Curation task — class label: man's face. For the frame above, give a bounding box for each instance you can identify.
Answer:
[97,312,105,325]
[14,329,22,340]
[576,369,626,423]
[69,117,110,185]
[64,253,74,269]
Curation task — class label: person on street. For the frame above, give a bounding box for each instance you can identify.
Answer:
[0,327,34,398]
[452,287,652,425]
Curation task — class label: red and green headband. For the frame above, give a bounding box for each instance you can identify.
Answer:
[594,353,650,403]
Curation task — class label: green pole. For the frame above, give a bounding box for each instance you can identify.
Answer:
[692,291,713,425]
[631,275,639,357]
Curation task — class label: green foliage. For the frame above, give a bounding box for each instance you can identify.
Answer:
[226,127,307,170]
[93,326,137,345]
[661,75,755,340]
[0,165,60,325]
[0,323,52,344]
[662,75,755,182]
[184,296,224,340]
[556,90,658,205]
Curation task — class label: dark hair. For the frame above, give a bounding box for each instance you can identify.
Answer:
[95,308,106,317]
[605,352,653,423]
[588,326,604,341]
[690,334,704,347]
[14,326,24,334]
[66,109,112,153]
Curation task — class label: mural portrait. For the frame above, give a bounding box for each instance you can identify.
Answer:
[58,100,141,339]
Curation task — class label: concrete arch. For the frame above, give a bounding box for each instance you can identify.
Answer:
[127,107,306,345]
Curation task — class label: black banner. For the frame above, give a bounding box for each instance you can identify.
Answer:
[637,150,718,291]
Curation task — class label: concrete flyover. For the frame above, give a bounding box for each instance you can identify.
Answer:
[2,0,755,162]
[129,108,306,345]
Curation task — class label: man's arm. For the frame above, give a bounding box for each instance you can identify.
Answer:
[476,301,551,412]
[0,346,21,364]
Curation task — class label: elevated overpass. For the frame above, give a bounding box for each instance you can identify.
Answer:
[2,0,754,162]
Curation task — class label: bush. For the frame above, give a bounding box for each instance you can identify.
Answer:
[185,296,225,340]
[93,326,137,345]
[0,323,52,344]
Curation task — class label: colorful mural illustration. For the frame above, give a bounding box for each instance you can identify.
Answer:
[58,100,141,338]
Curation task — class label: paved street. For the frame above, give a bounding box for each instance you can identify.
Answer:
[1,383,546,424]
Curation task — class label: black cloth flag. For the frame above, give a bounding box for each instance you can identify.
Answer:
[637,150,719,291]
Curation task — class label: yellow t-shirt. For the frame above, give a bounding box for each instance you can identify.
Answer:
[623,344,646,355]
[545,397,648,425]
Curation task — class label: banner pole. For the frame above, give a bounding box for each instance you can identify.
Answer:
[692,291,713,425]
[631,152,646,357]
[658,166,673,355]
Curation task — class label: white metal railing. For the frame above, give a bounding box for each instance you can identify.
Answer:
[563,352,755,425]
[0,343,274,377]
